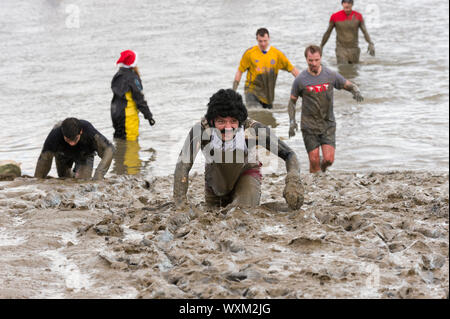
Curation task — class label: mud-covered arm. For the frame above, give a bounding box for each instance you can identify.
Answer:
[344,80,364,102]
[233,70,243,91]
[253,122,300,176]
[173,123,203,207]
[360,19,375,56]
[253,122,303,209]
[359,19,374,45]
[320,21,335,49]
[287,95,299,138]
[130,76,153,120]
[288,95,298,126]
[34,151,54,178]
[92,133,115,180]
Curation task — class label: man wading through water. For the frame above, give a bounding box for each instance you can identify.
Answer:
[320,0,375,64]
[233,28,299,109]
[288,45,363,173]
[173,89,304,210]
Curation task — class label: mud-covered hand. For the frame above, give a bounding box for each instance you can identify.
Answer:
[368,43,375,56]
[283,173,304,210]
[148,118,156,126]
[288,121,298,138]
[351,85,364,102]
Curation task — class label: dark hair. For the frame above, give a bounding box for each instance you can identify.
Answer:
[342,0,354,3]
[256,28,269,38]
[61,117,82,140]
[304,45,322,58]
[205,89,248,126]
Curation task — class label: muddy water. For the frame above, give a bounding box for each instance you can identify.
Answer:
[0,0,448,177]
[0,172,448,298]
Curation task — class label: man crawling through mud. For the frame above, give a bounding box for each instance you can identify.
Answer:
[173,89,304,210]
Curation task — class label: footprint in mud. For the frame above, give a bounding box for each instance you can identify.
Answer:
[300,268,333,285]
[421,254,446,271]
[314,212,366,232]
[218,240,245,253]
[354,247,385,260]
[288,236,326,252]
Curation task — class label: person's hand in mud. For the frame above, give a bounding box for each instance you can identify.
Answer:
[148,118,156,126]
[289,120,298,138]
[283,173,304,210]
[368,43,375,56]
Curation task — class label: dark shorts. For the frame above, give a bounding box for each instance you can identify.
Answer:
[301,126,336,153]
[245,93,273,109]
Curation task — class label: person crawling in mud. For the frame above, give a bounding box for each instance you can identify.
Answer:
[320,0,375,64]
[34,117,115,180]
[173,89,304,210]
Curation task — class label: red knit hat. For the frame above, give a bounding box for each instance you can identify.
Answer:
[116,50,138,68]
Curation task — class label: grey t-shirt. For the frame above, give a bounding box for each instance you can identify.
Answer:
[291,66,346,134]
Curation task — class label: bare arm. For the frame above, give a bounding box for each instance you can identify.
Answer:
[291,67,300,78]
[320,22,335,50]
[233,69,243,91]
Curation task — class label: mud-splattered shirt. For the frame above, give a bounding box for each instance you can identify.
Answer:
[239,46,294,105]
[291,66,347,134]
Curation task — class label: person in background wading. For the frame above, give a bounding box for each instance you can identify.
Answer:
[287,45,363,174]
[173,89,304,211]
[233,28,299,109]
[320,0,375,64]
[111,50,155,141]
[110,50,155,175]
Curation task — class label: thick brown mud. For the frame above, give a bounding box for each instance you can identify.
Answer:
[0,171,448,299]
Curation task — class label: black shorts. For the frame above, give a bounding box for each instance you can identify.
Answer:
[301,126,336,153]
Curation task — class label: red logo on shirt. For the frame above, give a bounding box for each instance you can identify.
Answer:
[307,83,330,93]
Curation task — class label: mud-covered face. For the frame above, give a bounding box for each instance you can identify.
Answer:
[256,34,270,52]
[63,130,82,146]
[214,116,239,141]
[306,52,322,75]
[342,2,353,14]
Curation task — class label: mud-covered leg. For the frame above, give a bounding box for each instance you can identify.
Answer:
[230,174,261,208]
[205,184,232,208]
[75,156,94,179]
